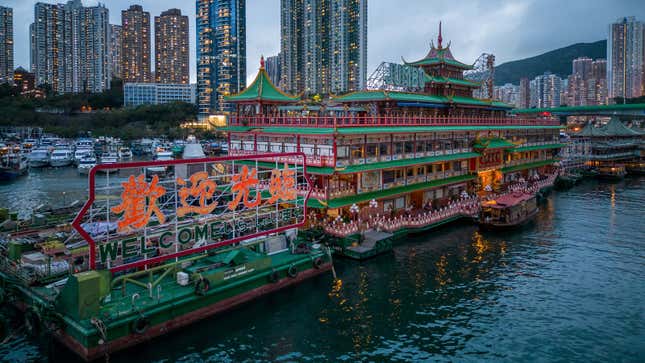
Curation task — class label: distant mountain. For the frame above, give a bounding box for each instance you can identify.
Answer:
[494,40,607,85]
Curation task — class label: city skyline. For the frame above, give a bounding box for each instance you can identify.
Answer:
[3,0,645,85]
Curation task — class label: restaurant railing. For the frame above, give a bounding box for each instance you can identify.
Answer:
[229,115,560,128]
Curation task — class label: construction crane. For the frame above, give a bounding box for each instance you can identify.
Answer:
[464,53,495,99]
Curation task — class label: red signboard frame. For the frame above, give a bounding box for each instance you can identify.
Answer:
[72,153,311,272]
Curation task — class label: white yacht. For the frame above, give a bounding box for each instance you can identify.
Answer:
[77,155,97,175]
[147,150,174,177]
[97,152,119,173]
[49,148,74,167]
[118,147,133,161]
[73,148,94,165]
[28,147,51,168]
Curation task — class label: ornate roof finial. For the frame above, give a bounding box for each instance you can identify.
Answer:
[260,55,265,69]
[438,21,443,49]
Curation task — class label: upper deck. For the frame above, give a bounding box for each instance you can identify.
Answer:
[227,115,560,129]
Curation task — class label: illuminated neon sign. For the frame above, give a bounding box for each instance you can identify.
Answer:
[72,153,310,272]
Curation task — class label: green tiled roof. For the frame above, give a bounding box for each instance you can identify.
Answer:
[307,174,476,209]
[336,152,480,174]
[512,143,566,152]
[424,74,480,87]
[501,159,557,173]
[473,137,516,149]
[405,56,474,70]
[332,91,513,109]
[225,68,299,103]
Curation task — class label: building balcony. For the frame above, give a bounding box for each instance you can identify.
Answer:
[229,115,560,128]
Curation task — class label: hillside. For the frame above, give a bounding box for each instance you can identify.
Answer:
[494,40,606,85]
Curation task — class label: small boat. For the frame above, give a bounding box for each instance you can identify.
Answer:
[0,151,28,180]
[50,148,74,167]
[73,148,94,165]
[479,191,538,230]
[118,147,133,161]
[77,155,97,175]
[147,150,173,177]
[28,147,51,168]
[96,152,119,173]
[597,165,626,180]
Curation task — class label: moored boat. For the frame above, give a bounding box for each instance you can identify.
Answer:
[0,151,28,180]
[118,147,133,161]
[49,147,74,167]
[77,155,97,175]
[147,150,174,177]
[479,191,539,230]
[27,147,51,168]
[596,164,626,180]
[96,152,119,173]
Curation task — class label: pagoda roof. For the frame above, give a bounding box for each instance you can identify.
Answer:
[602,117,642,136]
[225,60,299,103]
[577,118,643,137]
[331,90,513,109]
[403,22,473,70]
[404,47,474,70]
[424,73,480,87]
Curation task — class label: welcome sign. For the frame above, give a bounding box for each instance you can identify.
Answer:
[73,153,310,272]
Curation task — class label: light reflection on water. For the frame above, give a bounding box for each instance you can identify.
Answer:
[0,171,643,362]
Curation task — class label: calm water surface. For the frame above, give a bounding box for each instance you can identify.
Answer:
[0,168,643,362]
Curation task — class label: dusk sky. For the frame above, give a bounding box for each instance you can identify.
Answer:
[3,0,645,84]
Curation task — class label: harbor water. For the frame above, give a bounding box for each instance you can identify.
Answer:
[1,169,644,362]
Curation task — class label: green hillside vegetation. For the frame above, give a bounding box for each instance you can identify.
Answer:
[495,40,606,85]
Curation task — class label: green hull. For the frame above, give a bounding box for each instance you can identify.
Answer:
[1,246,331,361]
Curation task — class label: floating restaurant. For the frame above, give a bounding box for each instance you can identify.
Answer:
[224,26,563,255]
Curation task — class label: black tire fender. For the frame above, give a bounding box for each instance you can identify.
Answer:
[132,316,150,335]
[268,270,280,283]
[287,265,298,278]
[313,257,324,269]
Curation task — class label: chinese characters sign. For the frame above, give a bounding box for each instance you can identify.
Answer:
[72,153,310,272]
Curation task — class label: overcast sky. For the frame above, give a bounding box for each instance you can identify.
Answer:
[3,0,645,85]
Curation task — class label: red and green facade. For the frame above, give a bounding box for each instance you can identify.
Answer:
[224,33,563,218]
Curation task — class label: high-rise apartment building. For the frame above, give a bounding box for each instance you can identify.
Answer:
[607,16,644,99]
[265,54,281,85]
[155,9,189,84]
[196,0,246,116]
[531,72,562,108]
[518,77,530,108]
[122,5,151,83]
[0,6,13,84]
[592,59,607,80]
[572,57,593,80]
[109,25,122,79]
[31,0,110,93]
[280,0,367,95]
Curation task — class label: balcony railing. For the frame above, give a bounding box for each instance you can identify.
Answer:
[229,115,560,128]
